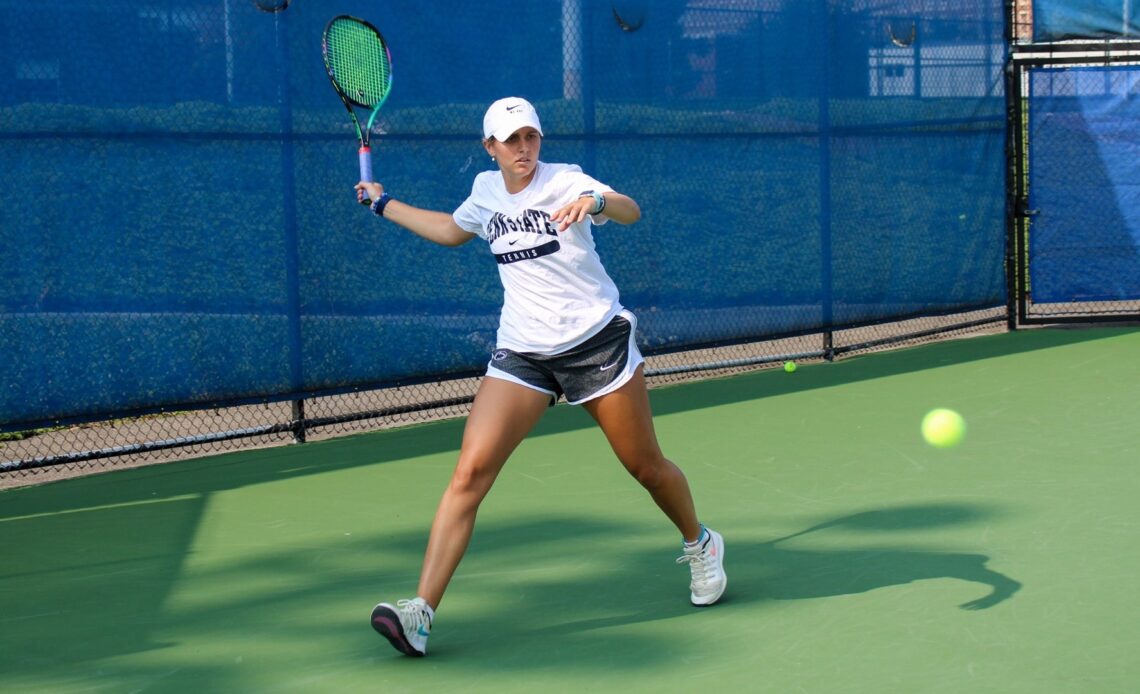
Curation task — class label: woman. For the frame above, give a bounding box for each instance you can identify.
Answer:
[357,97,726,658]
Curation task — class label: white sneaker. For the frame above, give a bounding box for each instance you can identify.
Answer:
[371,597,432,657]
[676,528,726,606]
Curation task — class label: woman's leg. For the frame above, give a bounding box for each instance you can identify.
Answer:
[582,365,726,605]
[581,365,702,542]
[415,376,551,608]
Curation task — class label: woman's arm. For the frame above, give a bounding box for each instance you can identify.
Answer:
[355,181,474,247]
[549,190,641,230]
[596,191,641,224]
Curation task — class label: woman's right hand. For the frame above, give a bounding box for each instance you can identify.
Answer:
[355,181,385,205]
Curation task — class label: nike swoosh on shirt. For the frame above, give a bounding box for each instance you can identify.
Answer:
[599,361,620,371]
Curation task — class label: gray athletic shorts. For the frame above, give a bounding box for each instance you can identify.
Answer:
[485,310,645,405]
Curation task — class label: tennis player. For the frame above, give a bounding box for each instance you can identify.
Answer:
[355,97,726,657]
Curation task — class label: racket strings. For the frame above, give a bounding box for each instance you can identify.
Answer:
[325,21,391,107]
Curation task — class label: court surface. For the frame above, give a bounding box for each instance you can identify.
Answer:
[2,327,1138,693]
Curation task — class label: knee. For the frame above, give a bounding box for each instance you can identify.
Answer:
[448,457,496,498]
[625,454,673,490]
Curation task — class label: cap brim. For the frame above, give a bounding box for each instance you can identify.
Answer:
[489,122,543,141]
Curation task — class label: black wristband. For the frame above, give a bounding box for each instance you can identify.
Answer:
[370,193,392,217]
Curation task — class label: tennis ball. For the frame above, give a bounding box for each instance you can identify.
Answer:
[784,360,796,373]
[921,408,965,448]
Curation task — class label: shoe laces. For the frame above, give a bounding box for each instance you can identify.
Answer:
[396,599,431,632]
[676,546,715,586]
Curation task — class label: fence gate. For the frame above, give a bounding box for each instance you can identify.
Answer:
[1009,37,1140,324]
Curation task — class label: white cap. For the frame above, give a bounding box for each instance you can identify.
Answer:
[482,97,543,141]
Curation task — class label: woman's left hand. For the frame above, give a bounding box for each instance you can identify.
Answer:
[550,195,599,231]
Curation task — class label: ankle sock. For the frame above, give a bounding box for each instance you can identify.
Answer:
[683,525,708,549]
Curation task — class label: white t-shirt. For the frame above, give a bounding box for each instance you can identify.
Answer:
[453,162,623,354]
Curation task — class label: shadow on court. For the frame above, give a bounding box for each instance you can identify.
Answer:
[407,503,1020,668]
[751,505,1021,610]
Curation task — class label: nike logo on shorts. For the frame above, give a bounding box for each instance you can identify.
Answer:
[599,360,620,371]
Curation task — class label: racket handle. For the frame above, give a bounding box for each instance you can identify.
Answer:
[358,146,373,205]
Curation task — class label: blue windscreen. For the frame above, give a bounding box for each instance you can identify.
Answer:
[1027,65,1140,303]
[0,0,1007,430]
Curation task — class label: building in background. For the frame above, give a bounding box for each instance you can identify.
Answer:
[1014,0,1034,41]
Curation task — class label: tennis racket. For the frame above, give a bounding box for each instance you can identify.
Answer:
[321,15,393,204]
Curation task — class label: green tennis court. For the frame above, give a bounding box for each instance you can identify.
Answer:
[2,327,1138,692]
